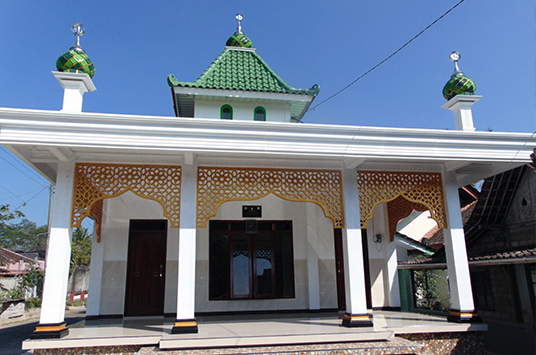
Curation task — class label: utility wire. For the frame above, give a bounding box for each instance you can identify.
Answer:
[309,0,466,112]
[0,153,48,187]
[0,186,47,202]
[0,146,44,181]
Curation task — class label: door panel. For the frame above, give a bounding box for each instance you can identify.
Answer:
[124,220,167,316]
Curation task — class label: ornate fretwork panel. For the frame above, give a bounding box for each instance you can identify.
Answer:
[196,167,344,228]
[72,163,182,242]
[89,199,103,243]
[357,171,447,232]
[386,196,429,242]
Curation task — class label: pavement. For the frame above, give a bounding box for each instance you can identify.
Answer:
[0,307,86,355]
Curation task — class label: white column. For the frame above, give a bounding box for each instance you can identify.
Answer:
[306,204,320,310]
[86,218,104,317]
[442,170,476,318]
[441,95,481,131]
[173,164,198,333]
[341,168,372,326]
[39,159,76,325]
[386,241,401,308]
[52,71,96,113]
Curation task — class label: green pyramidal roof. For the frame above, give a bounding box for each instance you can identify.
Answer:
[167,47,319,97]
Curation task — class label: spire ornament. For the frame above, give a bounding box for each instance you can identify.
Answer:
[56,23,95,78]
[71,23,85,52]
[236,13,243,34]
[226,13,252,48]
[442,51,475,101]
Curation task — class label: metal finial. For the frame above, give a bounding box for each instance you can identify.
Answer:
[71,23,85,52]
[236,13,243,34]
[449,51,462,75]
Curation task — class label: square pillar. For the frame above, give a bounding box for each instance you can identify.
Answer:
[53,71,96,113]
[341,168,373,327]
[31,160,75,339]
[172,164,198,334]
[442,170,481,323]
[441,95,481,131]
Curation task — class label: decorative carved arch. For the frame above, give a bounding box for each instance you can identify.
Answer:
[72,163,182,242]
[196,167,344,228]
[386,196,429,242]
[357,171,447,234]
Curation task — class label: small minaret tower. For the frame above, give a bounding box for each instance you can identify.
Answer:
[441,51,481,131]
[52,23,96,112]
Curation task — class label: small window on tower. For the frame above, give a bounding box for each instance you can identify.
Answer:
[254,106,266,121]
[221,105,233,120]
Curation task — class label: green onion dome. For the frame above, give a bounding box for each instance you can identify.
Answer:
[56,47,95,78]
[226,31,253,48]
[442,73,476,101]
[442,51,475,101]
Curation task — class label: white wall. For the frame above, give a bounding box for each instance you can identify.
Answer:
[91,192,337,315]
[194,99,291,122]
[96,191,179,315]
[367,203,401,309]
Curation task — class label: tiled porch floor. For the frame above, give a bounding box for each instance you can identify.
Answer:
[23,311,487,351]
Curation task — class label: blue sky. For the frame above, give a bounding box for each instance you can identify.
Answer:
[0,0,534,227]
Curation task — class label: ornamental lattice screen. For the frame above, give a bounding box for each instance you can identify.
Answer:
[196,167,344,228]
[357,171,447,239]
[386,196,429,242]
[71,163,182,242]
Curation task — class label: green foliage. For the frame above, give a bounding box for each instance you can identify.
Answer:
[412,268,448,311]
[0,263,45,302]
[25,297,41,309]
[70,228,92,274]
[0,219,48,251]
[21,264,44,297]
[0,204,25,228]
[66,299,87,307]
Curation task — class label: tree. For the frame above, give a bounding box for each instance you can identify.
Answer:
[0,204,24,228]
[0,219,47,251]
[70,228,92,274]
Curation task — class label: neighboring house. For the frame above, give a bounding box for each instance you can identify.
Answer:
[0,18,534,352]
[0,247,44,291]
[399,165,536,355]
[463,165,536,355]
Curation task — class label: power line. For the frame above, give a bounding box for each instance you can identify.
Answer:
[0,146,47,184]
[0,154,48,187]
[0,186,47,202]
[14,186,49,211]
[308,0,467,112]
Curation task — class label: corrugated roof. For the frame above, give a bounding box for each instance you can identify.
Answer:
[399,247,536,268]
[168,48,319,97]
[0,247,34,264]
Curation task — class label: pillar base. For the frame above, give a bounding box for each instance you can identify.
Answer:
[341,313,373,327]
[171,319,198,334]
[447,310,482,323]
[30,322,69,339]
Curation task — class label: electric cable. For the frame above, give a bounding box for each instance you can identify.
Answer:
[308,0,467,112]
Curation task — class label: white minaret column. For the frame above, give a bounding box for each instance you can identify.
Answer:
[172,162,199,333]
[341,168,373,327]
[442,95,481,131]
[441,51,480,131]
[442,169,481,323]
[31,159,76,339]
[53,71,96,113]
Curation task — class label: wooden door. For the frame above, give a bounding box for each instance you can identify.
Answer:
[333,228,372,310]
[124,220,167,317]
[334,228,346,310]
